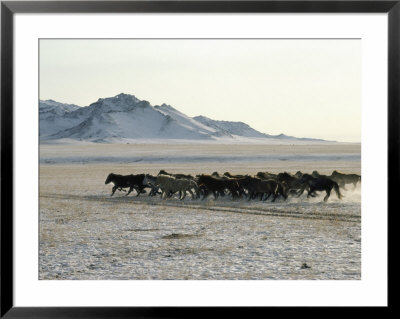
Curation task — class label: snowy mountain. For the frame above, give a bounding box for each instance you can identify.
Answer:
[39,99,80,117]
[39,93,330,143]
[193,116,273,138]
[39,100,83,138]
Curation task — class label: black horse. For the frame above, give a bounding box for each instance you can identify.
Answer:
[239,176,287,202]
[276,172,307,196]
[220,173,248,198]
[196,174,240,200]
[105,173,146,196]
[298,173,342,202]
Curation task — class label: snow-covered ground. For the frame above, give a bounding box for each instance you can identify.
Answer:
[39,143,361,280]
[40,142,360,164]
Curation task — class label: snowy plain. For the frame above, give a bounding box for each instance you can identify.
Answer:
[39,143,361,280]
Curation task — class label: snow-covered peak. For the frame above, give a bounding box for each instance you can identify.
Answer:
[193,115,269,138]
[39,99,80,116]
[86,93,149,114]
[39,94,331,143]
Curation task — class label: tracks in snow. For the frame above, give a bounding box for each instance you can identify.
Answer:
[40,193,361,223]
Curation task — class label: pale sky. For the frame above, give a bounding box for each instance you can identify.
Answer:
[40,39,361,142]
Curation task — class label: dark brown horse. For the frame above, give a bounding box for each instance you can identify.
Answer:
[298,173,342,202]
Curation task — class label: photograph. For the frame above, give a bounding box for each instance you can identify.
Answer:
[39,38,361,280]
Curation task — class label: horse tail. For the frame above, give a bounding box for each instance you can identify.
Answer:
[334,182,343,199]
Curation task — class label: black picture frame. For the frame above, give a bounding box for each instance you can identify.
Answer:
[1,0,396,317]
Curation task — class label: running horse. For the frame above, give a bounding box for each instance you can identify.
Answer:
[105,173,146,196]
[330,170,361,190]
[298,173,342,202]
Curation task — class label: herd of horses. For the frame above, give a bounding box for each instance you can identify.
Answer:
[105,169,361,202]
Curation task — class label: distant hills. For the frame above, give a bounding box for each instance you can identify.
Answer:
[39,93,331,144]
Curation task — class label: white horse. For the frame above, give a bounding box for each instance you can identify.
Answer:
[149,174,198,200]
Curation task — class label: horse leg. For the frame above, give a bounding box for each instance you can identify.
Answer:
[307,187,315,199]
[297,186,305,197]
[125,187,134,196]
[111,186,118,196]
[133,187,140,196]
[323,189,331,202]
[135,186,143,197]
[188,189,195,200]
[180,191,186,200]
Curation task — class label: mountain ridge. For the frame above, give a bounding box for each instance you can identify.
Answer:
[39,93,333,144]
